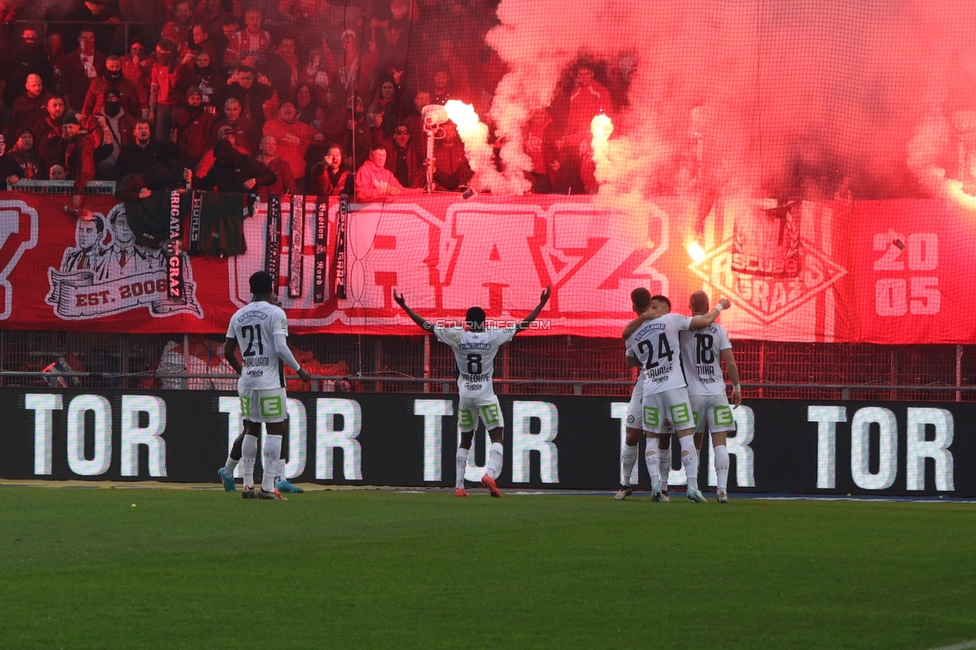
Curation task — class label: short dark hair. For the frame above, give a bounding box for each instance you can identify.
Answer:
[466,306,486,329]
[649,294,670,310]
[369,141,386,152]
[249,271,274,294]
[631,287,651,311]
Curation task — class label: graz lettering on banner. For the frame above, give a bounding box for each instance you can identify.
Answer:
[45,204,202,320]
[165,190,184,299]
[333,195,348,300]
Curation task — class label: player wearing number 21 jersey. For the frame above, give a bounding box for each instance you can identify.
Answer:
[395,287,551,498]
[224,271,311,500]
[622,295,730,503]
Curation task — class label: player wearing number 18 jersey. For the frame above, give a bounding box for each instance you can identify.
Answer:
[395,287,551,497]
[679,291,741,503]
[622,295,730,502]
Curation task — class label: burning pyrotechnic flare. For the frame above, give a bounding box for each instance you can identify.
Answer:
[685,240,706,263]
[444,100,510,193]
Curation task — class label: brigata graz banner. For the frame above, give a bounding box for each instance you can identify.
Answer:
[2,388,972,497]
[1,192,975,342]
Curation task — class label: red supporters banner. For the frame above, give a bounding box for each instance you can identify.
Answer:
[1,192,974,343]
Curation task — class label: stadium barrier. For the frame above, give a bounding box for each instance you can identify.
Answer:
[2,388,971,497]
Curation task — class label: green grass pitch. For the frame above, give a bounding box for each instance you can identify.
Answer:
[1,487,974,649]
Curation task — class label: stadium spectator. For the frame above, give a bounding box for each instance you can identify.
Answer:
[386,123,423,189]
[525,109,557,194]
[63,0,121,54]
[120,36,152,117]
[213,14,241,71]
[36,96,67,169]
[3,25,54,108]
[8,74,54,140]
[150,39,195,141]
[303,34,336,106]
[367,76,405,144]
[276,0,326,53]
[262,101,318,187]
[61,113,97,204]
[212,96,261,154]
[401,89,431,144]
[259,37,298,103]
[48,164,66,180]
[392,286,552,498]
[189,21,220,64]
[113,120,178,179]
[255,135,295,194]
[292,83,319,125]
[81,55,143,120]
[183,49,224,115]
[0,143,25,186]
[172,86,216,165]
[324,94,370,170]
[333,29,375,99]
[429,66,455,106]
[305,142,352,196]
[225,66,276,127]
[427,121,472,191]
[44,32,67,98]
[224,9,273,70]
[88,88,137,179]
[161,0,195,55]
[195,137,276,192]
[194,0,243,28]
[61,29,107,113]
[3,128,45,180]
[194,124,248,177]
[355,140,417,202]
[553,62,613,194]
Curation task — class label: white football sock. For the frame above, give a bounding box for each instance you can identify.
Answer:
[713,445,730,491]
[659,447,671,489]
[241,434,258,487]
[223,457,239,474]
[275,459,287,484]
[262,434,282,493]
[644,436,660,489]
[486,442,504,480]
[621,443,639,487]
[455,447,469,489]
[679,435,699,491]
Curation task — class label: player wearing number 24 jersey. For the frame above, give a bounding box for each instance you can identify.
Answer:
[622,295,731,503]
[394,287,551,498]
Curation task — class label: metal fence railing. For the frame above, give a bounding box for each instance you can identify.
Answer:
[1,331,973,402]
[5,180,117,195]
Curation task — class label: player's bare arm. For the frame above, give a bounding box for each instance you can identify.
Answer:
[224,337,243,375]
[393,289,434,331]
[516,286,552,332]
[621,305,659,339]
[689,297,731,330]
[722,347,742,408]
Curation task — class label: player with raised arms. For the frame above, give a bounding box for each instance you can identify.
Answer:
[622,294,730,502]
[222,271,311,500]
[394,287,551,497]
[679,290,742,503]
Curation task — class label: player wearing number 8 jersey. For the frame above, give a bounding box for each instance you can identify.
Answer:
[394,287,552,497]
[679,291,741,504]
[622,295,730,503]
[223,271,311,500]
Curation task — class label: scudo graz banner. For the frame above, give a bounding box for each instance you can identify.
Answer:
[2,389,972,497]
[1,192,974,342]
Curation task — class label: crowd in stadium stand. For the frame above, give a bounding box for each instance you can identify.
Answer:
[0,0,631,202]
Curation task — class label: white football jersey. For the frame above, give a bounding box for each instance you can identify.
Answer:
[434,326,516,399]
[680,322,732,396]
[625,313,692,395]
[226,301,289,390]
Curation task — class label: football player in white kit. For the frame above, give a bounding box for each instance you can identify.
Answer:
[679,291,741,503]
[394,287,551,497]
[622,295,730,502]
[616,290,675,501]
[222,271,311,499]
